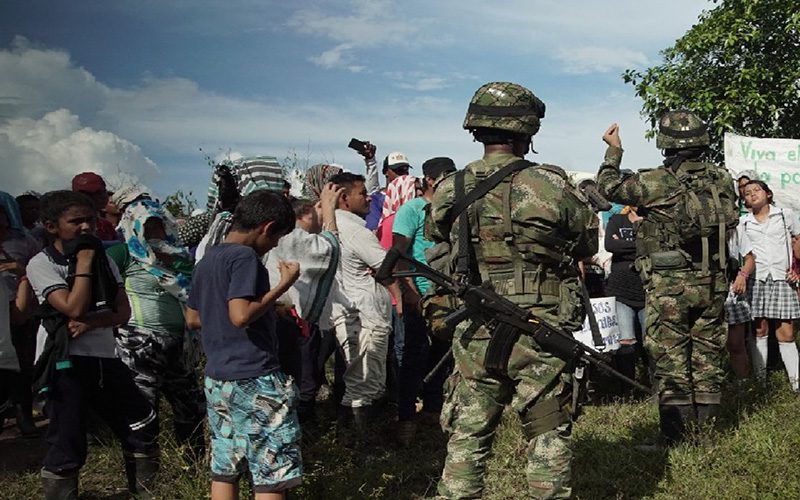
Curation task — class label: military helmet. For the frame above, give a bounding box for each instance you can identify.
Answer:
[656,110,710,149]
[463,82,546,136]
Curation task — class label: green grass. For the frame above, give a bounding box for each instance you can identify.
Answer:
[3,374,800,499]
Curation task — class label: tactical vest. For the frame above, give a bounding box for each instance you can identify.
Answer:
[636,160,738,275]
[462,162,577,306]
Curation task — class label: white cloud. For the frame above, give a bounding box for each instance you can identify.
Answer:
[284,0,706,75]
[308,43,365,72]
[0,109,158,195]
[286,0,419,70]
[556,46,650,75]
[396,77,447,92]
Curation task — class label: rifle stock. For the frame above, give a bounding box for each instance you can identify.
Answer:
[383,252,650,393]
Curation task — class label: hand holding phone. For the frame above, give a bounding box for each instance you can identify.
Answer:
[348,138,376,160]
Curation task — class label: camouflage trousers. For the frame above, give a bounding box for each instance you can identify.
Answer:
[644,271,728,405]
[116,326,206,443]
[439,322,572,500]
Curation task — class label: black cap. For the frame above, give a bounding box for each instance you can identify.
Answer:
[422,157,456,180]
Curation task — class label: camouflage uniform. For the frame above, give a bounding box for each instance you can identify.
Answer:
[596,111,738,440]
[430,151,598,498]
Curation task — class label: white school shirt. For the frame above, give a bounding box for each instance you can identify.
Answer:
[330,209,392,331]
[27,247,123,360]
[737,206,799,281]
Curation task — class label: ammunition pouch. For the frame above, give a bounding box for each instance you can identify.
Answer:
[421,293,463,342]
[485,322,522,376]
[520,397,570,439]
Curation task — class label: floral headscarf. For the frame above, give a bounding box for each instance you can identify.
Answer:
[379,175,418,224]
[305,163,343,202]
[119,199,193,304]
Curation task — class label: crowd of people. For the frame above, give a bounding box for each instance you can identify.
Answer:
[0,80,798,500]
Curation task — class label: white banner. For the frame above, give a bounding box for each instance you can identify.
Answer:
[724,133,800,212]
[573,296,621,352]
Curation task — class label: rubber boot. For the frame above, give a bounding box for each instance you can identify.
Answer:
[659,404,693,447]
[125,454,159,498]
[41,469,78,500]
[16,404,39,438]
[352,405,375,446]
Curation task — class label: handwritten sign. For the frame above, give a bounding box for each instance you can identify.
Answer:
[573,296,621,352]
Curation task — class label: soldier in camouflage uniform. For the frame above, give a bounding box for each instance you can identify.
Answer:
[596,113,738,446]
[428,82,598,499]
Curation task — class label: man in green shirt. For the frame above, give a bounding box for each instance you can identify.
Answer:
[392,157,456,446]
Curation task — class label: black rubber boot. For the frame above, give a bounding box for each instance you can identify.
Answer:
[695,403,719,427]
[125,454,159,498]
[16,404,39,438]
[352,404,373,432]
[41,469,78,500]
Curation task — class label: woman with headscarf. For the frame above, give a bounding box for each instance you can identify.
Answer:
[305,163,344,202]
[107,199,205,451]
[196,159,286,262]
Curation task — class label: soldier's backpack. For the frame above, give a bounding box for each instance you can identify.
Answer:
[422,159,532,340]
[670,161,739,273]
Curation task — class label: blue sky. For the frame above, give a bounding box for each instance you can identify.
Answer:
[0,0,710,203]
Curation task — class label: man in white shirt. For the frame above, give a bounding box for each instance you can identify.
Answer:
[328,172,401,432]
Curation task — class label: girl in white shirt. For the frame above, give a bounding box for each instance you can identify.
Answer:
[740,180,800,390]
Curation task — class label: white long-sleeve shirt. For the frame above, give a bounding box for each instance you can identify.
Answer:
[737,205,799,281]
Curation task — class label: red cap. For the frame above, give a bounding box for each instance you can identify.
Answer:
[71,172,106,193]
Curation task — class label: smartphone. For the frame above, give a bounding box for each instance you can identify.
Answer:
[348,138,368,152]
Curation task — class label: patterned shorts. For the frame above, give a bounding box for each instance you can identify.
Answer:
[205,372,302,492]
[724,290,752,325]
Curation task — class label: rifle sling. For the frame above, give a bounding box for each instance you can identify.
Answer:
[579,281,605,350]
[448,159,533,226]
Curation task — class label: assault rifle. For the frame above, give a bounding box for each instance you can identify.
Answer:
[376,247,650,393]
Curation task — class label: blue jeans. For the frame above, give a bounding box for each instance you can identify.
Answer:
[616,301,645,343]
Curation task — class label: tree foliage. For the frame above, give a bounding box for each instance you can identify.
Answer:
[623,0,800,162]
[163,189,198,218]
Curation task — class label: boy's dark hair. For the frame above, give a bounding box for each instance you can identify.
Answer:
[292,198,315,219]
[16,193,39,205]
[231,190,295,234]
[39,190,96,224]
[0,204,7,219]
[329,172,366,193]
